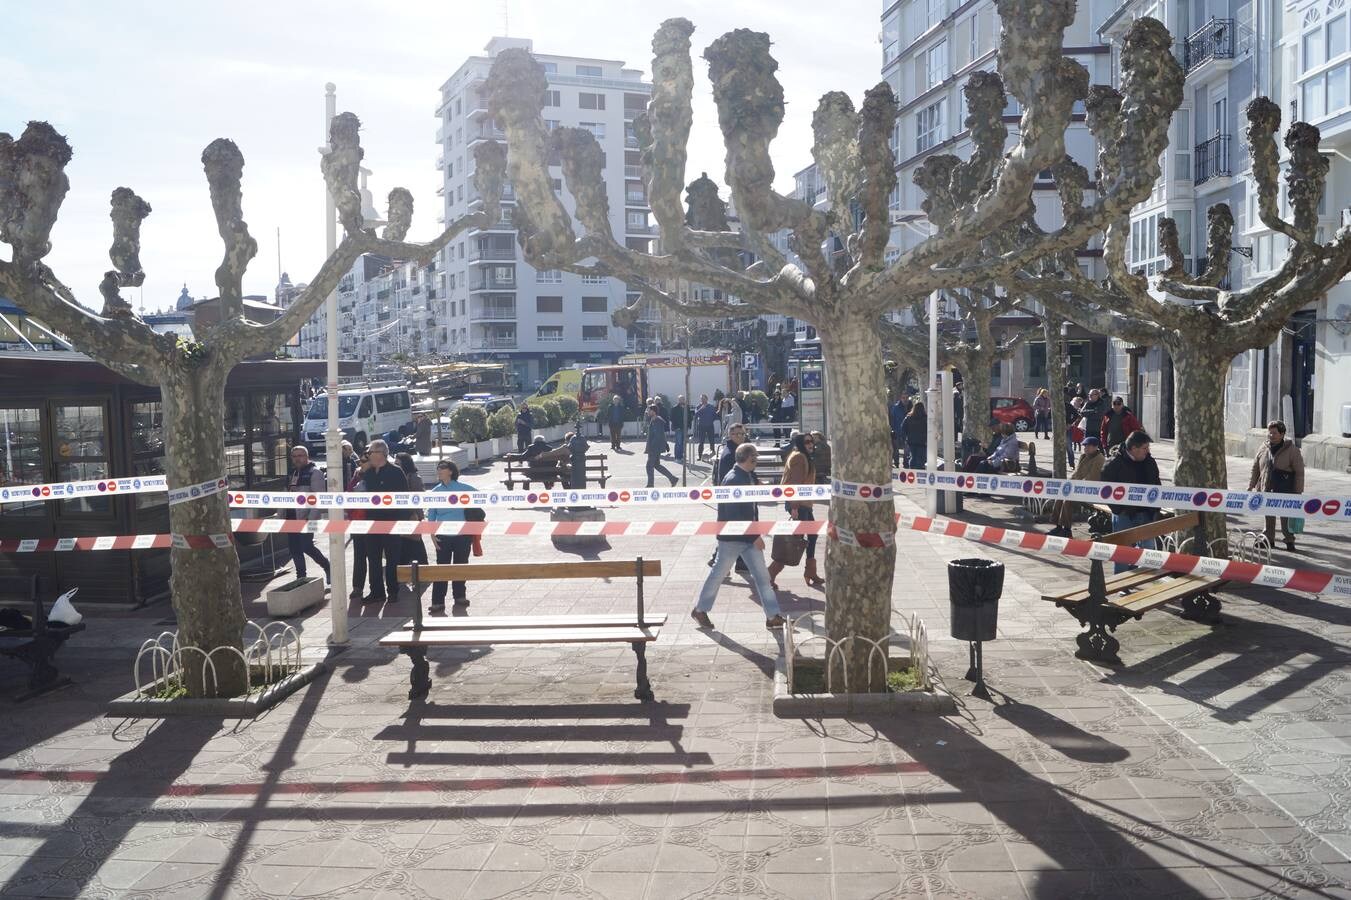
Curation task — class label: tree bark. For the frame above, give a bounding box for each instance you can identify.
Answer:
[1044,319,1068,479]
[160,361,248,697]
[818,312,897,691]
[1167,341,1232,553]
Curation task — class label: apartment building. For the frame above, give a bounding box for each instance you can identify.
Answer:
[435,37,654,389]
[1100,0,1351,468]
[880,0,1118,398]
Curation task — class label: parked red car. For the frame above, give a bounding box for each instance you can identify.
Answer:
[989,396,1036,432]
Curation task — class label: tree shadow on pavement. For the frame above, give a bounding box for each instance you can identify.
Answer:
[987,688,1130,764]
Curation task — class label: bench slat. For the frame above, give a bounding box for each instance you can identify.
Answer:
[401,613,668,630]
[1110,575,1224,613]
[1041,569,1167,604]
[380,625,661,646]
[398,559,662,584]
[1098,512,1199,547]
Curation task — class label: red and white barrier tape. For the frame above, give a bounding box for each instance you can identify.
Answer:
[4,514,1348,598]
[899,468,1343,521]
[0,474,226,507]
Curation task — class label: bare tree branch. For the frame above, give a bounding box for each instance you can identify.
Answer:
[202,139,258,321]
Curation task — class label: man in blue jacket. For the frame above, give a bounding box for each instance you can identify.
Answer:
[692,442,784,630]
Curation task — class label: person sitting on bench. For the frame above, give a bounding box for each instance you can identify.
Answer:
[963,423,1019,474]
[1099,430,1161,573]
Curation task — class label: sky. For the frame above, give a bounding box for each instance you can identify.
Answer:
[1,0,883,312]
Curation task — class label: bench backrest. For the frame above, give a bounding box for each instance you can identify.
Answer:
[397,559,661,584]
[1099,511,1198,547]
[0,574,45,629]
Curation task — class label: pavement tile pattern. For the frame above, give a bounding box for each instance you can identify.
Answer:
[0,439,1347,898]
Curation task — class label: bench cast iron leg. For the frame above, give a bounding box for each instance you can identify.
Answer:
[631,641,654,702]
[1179,593,1223,625]
[8,635,73,702]
[402,646,432,701]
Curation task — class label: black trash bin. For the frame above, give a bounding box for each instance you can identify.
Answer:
[948,558,1004,641]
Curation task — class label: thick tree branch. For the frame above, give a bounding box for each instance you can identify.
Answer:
[642,18,696,245]
[202,139,258,321]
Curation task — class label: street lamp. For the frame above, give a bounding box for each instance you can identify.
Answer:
[321,83,348,646]
[892,210,943,516]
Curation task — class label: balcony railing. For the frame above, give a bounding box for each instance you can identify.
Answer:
[467,245,516,262]
[624,165,643,179]
[471,303,517,320]
[1194,134,1232,185]
[1184,19,1235,72]
[469,276,517,292]
[625,222,656,235]
[473,336,517,350]
[625,191,648,205]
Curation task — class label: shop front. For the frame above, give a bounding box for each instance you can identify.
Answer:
[0,352,360,606]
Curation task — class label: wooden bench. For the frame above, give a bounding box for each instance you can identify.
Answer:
[503,452,609,490]
[380,559,664,702]
[0,575,86,701]
[1041,512,1226,664]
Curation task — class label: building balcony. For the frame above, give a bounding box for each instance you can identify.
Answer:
[624,165,643,180]
[468,184,516,206]
[625,135,640,149]
[469,276,517,292]
[468,128,507,146]
[625,222,656,235]
[467,245,516,262]
[472,336,517,350]
[1194,134,1232,185]
[470,300,517,321]
[1184,19,1235,74]
[625,191,649,206]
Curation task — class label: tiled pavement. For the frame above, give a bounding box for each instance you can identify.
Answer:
[0,441,1348,898]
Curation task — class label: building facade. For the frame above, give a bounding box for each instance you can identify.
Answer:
[880,0,1117,401]
[435,37,655,390]
[1101,0,1351,468]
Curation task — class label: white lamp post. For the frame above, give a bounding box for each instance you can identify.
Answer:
[893,211,942,516]
[321,83,348,645]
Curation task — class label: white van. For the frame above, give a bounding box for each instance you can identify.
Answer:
[305,384,412,452]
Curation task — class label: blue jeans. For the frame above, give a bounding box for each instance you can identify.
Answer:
[1111,511,1156,574]
[673,427,686,460]
[696,540,781,619]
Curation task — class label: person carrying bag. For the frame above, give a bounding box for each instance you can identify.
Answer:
[767,433,824,590]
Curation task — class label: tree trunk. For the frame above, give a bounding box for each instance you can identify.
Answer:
[818,312,897,692]
[958,348,993,455]
[160,363,248,698]
[1168,340,1232,555]
[1045,320,1068,479]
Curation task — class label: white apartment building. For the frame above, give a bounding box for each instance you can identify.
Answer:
[1098,0,1351,468]
[435,37,654,389]
[881,0,1118,397]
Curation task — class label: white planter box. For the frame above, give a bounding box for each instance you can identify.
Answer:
[266,577,325,618]
[471,439,494,460]
[494,436,515,456]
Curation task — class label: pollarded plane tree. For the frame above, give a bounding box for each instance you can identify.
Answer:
[1002,98,1351,548]
[484,9,1181,686]
[0,117,506,697]
[879,284,1039,446]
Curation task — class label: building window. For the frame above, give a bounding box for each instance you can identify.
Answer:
[576,64,602,77]
[1298,4,1351,122]
[925,40,948,87]
[580,121,605,139]
[626,211,647,228]
[536,296,563,313]
[579,92,606,110]
[543,89,560,107]
[536,269,562,284]
[544,119,560,131]
[916,99,945,153]
[581,296,608,313]
[883,16,900,64]
[53,403,110,515]
[581,274,607,284]
[583,325,608,341]
[541,62,557,74]
[0,406,44,517]
[926,0,947,29]
[537,325,564,342]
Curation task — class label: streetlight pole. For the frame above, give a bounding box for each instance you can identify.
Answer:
[925,287,941,517]
[322,83,348,645]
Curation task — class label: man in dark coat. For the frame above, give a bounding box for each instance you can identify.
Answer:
[645,405,678,488]
[515,404,534,453]
[1099,430,1162,573]
[359,439,410,602]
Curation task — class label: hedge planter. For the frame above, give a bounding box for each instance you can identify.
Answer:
[265,576,325,617]
[107,661,329,718]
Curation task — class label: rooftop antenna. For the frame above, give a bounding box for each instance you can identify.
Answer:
[501,0,509,35]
